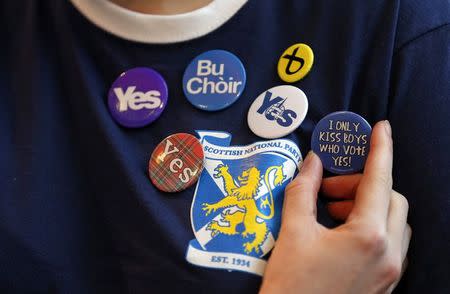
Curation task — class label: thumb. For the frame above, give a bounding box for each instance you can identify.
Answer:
[281,151,323,231]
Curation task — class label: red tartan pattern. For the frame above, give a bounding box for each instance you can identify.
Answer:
[148,133,204,192]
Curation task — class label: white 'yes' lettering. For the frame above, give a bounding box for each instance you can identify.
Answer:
[160,139,196,183]
[114,86,162,112]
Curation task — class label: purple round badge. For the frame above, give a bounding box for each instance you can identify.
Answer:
[311,111,372,174]
[108,67,168,128]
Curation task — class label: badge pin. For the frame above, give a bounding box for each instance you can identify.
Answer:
[186,131,302,275]
[108,67,168,128]
[148,133,204,192]
[248,85,309,139]
[183,50,246,111]
[277,43,314,83]
[311,111,372,174]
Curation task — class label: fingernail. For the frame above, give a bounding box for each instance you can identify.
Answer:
[384,120,392,137]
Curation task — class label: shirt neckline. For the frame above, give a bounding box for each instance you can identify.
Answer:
[70,0,248,44]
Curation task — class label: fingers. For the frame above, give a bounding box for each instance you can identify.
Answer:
[386,259,407,294]
[401,225,412,262]
[327,200,354,221]
[322,174,360,222]
[349,120,393,225]
[385,193,411,294]
[387,192,410,254]
[282,151,323,230]
[387,241,410,294]
[321,174,362,199]
[327,191,410,230]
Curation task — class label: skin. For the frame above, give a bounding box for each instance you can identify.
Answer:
[107,2,411,292]
[109,0,213,15]
[261,121,411,294]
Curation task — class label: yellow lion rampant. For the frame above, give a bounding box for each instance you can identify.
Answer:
[202,164,285,254]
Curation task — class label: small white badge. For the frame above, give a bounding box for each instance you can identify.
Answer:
[247,85,308,139]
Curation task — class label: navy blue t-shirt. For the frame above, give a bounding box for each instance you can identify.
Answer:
[1,0,449,293]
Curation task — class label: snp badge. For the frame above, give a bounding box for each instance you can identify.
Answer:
[186,131,302,275]
[277,43,314,83]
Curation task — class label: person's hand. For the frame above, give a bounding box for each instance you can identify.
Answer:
[260,121,411,294]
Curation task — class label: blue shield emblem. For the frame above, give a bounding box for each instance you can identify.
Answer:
[186,131,302,275]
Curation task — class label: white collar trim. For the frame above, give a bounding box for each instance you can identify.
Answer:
[70,0,248,44]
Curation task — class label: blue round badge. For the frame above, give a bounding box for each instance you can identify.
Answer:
[108,67,168,128]
[182,50,246,111]
[311,111,372,174]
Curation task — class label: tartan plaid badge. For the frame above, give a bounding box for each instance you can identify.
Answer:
[149,133,204,192]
